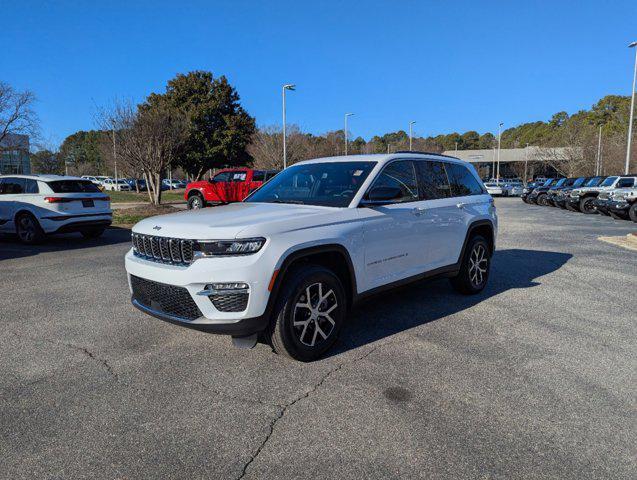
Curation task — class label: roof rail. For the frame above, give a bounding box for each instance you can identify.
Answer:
[393,150,459,159]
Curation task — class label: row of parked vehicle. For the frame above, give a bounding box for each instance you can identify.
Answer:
[521,174,637,222]
[80,176,187,192]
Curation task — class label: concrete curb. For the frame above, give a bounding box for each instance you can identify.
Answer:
[598,232,637,251]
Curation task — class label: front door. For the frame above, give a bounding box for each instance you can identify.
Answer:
[360,160,424,291]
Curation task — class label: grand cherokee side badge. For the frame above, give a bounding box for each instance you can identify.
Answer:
[153,226,162,231]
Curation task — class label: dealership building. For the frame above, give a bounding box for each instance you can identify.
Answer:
[443,146,569,180]
[0,133,31,175]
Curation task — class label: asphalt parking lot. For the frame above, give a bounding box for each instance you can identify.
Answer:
[1,198,635,479]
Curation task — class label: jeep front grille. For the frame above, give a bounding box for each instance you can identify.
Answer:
[132,233,195,264]
[130,275,202,320]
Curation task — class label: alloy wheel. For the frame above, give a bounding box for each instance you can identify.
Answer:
[468,244,488,287]
[292,282,338,347]
[191,196,202,209]
[18,216,36,243]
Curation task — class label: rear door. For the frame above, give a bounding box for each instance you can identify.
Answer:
[443,162,491,265]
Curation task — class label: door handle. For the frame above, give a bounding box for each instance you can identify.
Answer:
[456,202,467,209]
[412,207,427,216]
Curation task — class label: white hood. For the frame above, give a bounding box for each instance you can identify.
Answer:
[132,202,346,239]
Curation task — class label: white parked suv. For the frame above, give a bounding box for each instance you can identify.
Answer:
[0,175,112,243]
[102,178,131,191]
[125,153,497,361]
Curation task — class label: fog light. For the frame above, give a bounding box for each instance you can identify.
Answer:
[208,282,249,291]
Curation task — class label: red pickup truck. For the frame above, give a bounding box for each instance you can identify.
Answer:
[184,168,279,209]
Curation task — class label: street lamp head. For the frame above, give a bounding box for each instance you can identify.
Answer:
[410,120,417,125]
[345,112,354,117]
[629,41,637,48]
[283,84,296,90]
[499,122,504,127]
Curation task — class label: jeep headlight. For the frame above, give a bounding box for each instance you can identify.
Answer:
[196,238,266,257]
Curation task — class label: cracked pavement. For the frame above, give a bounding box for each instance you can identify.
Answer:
[1,198,635,479]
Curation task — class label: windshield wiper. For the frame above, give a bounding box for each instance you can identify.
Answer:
[269,199,306,205]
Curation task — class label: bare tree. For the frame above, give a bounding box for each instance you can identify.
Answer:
[100,101,186,204]
[0,82,38,146]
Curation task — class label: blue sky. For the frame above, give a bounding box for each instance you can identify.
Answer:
[1,0,636,147]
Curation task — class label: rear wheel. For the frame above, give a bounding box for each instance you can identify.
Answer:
[450,235,491,295]
[81,227,105,239]
[629,203,637,223]
[16,213,45,245]
[266,265,346,362]
[187,193,205,210]
[580,197,597,214]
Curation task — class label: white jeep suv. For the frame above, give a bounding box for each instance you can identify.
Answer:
[0,174,112,243]
[125,153,497,361]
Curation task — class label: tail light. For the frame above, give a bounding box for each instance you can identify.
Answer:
[44,197,66,203]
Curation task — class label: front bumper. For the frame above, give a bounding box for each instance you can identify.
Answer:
[124,248,274,335]
[592,199,611,212]
[608,200,630,211]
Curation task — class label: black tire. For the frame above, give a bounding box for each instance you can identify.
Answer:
[450,235,491,295]
[187,194,205,210]
[629,203,637,223]
[537,193,548,206]
[15,213,45,245]
[521,196,529,204]
[266,265,346,362]
[565,202,579,212]
[580,196,597,214]
[597,207,610,216]
[81,227,105,239]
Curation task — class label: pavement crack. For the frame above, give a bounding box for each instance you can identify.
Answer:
[10,331,117,380]
[236,343,383,480]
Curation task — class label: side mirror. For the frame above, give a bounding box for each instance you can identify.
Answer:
[360,186,402,206]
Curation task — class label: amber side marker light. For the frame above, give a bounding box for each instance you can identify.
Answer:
[268,270,280,291]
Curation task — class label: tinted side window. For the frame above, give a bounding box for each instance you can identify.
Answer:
[416,161,451,200]
[25,179,39,193]
[47,180,100,193]
[445,162,485,197]
[0,177,26,194]
[616,178,635,188]
[212,172,231,182]
[371,161,419,203]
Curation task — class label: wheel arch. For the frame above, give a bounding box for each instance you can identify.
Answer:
[269,244,357,312]
[457,220,495,264]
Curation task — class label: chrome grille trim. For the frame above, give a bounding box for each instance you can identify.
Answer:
[131,233,196,265]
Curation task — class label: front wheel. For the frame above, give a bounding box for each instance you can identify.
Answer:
[537,194,548,206]
[450,235,491,295]
[580,197,597,214]
[609,211,627,220]
[187,194,205,210]
[629,203,637,223]
[266,265,346,362]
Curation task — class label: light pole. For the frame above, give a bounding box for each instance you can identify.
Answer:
[409,121,416,151]
[625,41,637,174]
[344,113,354,155]
[112,126,118,191]
[282,84,295,169]
[496,122,503,182]
[524,143,529,185]
[596,125,603,176]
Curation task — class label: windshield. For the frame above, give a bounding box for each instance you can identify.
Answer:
[554,178,567,187]
[47,180,101,193]
[542,179,553,187]
[573,177,586,187]
[245,161,375,207]
[600,176,618,187]
[585,177,603,187]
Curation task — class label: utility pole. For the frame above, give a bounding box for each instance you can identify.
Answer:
[496,122,503,182]
[492,147,496,180]
[282,84,295,169]
[625,42,637,174]
[409,121,416,151]
[344,113,354,155]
